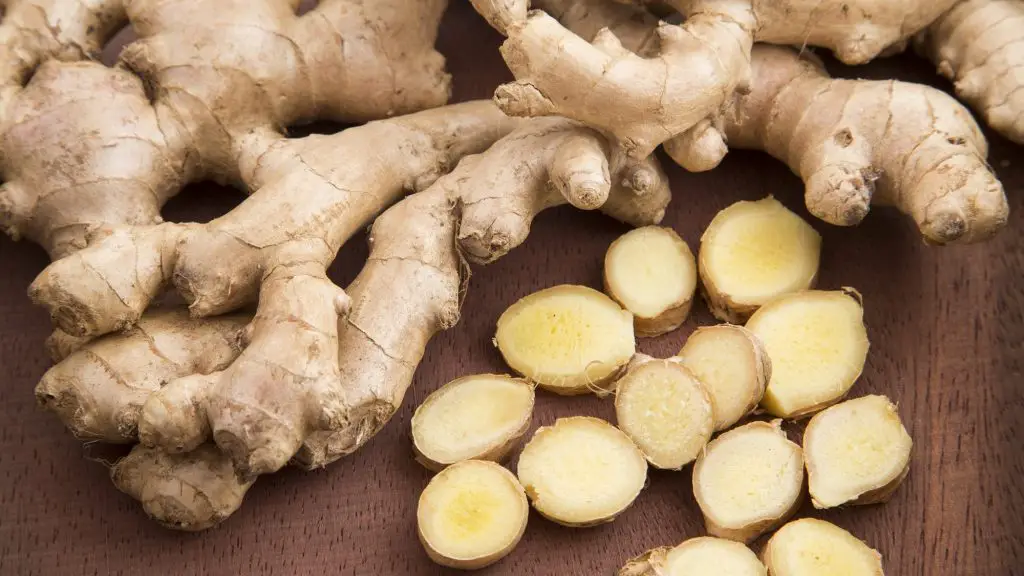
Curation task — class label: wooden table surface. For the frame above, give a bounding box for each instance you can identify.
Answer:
[1,3,1022,575]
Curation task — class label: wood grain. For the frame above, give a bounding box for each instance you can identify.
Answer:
[1,3,1022,574]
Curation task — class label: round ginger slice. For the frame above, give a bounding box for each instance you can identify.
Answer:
[677,325,771,431]
[495,284,636,395]
[692,420,804,543]
[516,416,647,526]
[411,374,535,472]
[699,197,821,323]
[604,226,697,337]
[614,357,714,470]
[762,518,884,576]
[619,537,766,576]
[804,394,912,508]
[746,289,869,419]
[417,460,529,570]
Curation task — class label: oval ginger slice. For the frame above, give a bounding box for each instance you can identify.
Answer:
[619,536,766,576]
[763,518,884,576]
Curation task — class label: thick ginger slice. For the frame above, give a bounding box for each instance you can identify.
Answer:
[804,395,913,509]
[517,416,647,526]
[677,325,770,431]
[692,420,804,543]
[762,518,884,576]
[495,285,636,395]
[746,289,870,419]
[614,357,713,470]
[604,226,697,337]
[619,537,766,576]
[699,197,821,323]
[411,374,535,472]
[916,0,1024,145]
[417,460,528,570]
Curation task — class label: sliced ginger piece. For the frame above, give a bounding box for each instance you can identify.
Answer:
[517,416,647,526]
[614,357,713,470]
[762,518,884,576]
[417,459,529,570]
[495,285,635,395]
[604,226,697,337]
[699,197,821,323]
[804,395,912,509]
[692,420,804,543]
[411,374,535,472]
[746,289,869,419]
[619,536,766,576]
[677,325,771,431]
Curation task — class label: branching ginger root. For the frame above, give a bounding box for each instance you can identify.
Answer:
[619,536,766,576]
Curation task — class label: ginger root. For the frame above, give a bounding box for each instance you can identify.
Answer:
[417,460,529,570]
[803,395,913,509]
[517,416,647,527]
[411,374,535,472]
[604,226,697,337]
[619,536,766,576]
[762,518,884,576]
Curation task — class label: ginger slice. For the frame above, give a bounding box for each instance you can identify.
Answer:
[762,518,884,576]
[604,226,697,337]
[699,197,821,323]
[495,285,636,395]
[517,416,647,526]
[692,420,804,543]
[804,395,912,508]
[411,374,535,472]
[614,357,713,470]
[745,289,869,419]
[417,460,529,570]
[619,536,766,576]
[677,325,770,431]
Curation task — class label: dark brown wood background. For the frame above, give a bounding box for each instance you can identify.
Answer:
[1,2,1022,574]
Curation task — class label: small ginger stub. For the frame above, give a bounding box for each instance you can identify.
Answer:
[762,518,884,576]
[614,357,713,470]
[692,420,804,543]
[618,536,766,576]
[417,459,529,570]
[411,374,535,472]
[604,226,697,337]
[746,289,870,419]
[677,325,770,431]
[516,416,647,527]
[804,395,913,509]
[699,197,821,323]
[495,285,635,395]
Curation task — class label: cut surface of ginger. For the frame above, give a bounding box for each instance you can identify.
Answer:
[495,285,635,394]
[746,289,869,418]
[614,358,713,470]
[516,416,647,526]
[763,518,884,576]
[804,395,912,508]
[699,197,821,323]
[604,226,697,337]
[619,536,766,576]
[678,325,770,431]
[692,420,804,543]
[417,460,528,570]
[412,374,535,471]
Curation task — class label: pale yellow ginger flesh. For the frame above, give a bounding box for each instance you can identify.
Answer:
[699,197,821,323]
[495,285,636,395]
[517,416,647,526]
[762,518,884,576]
[804,395,913,509]
[677,325,771,431]
[411,374,535,472]
[417,460,529,570]
[614,358,713,470]
[746,289,870,419]
[692,420,804,543]
[618,536,766,576]
[604,226,697,337]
